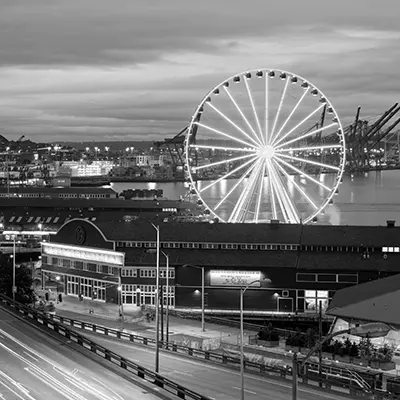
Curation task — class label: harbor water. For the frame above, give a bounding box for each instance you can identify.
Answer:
[110,169,400,227]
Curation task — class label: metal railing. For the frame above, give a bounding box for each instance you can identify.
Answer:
[0,294,212,400]
[2,294,400,400]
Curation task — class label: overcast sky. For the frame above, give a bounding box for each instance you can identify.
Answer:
[0,0,399,143]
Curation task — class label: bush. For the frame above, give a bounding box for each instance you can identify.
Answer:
[286,328,305,347]
[349,342,359,358]
[258,323,280,342]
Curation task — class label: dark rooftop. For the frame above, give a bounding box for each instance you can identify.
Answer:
[0,186,116,194]
[93,219,304,243]
[326,273,400,325]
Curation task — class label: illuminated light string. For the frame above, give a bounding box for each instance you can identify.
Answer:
[186,68,346,224]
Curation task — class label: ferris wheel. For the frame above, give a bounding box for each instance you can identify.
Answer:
[185,68,346,224]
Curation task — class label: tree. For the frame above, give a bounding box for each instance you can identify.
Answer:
[0,255,35,304]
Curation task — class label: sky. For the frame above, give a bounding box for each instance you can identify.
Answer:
[0,0,399,143]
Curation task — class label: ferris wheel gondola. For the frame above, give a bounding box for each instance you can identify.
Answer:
[185,68,346,224]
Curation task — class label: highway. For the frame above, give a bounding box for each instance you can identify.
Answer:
[0,308,168,400]
[81,331,355,400]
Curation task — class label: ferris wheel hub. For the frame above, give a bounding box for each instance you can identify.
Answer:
[259,145,275,160]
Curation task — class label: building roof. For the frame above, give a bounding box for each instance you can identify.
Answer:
[0,197,198,210]
[123,247,300,268]
[0,186,116,194]
[93,220,304,243]
[326,273,400,325]
[301,224,400,247]
[62,218,400,248]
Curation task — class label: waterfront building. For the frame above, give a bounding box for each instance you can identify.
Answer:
[39,218,400,314]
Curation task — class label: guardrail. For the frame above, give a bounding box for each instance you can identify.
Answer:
[46,312,286,377]
[0,294,212,400]
[2,295,400,400]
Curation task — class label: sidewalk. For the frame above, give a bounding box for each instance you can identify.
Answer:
[53,296,400,378]
[54,295,247,345]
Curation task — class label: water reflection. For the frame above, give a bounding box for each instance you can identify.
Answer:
[110,169,400,226]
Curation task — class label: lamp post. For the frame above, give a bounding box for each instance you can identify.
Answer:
[239,278,270,400]
[151,223,161,373]
[12,235,16,302]
[293,322,392,400]
[183,264,205,332]
[146,248,171,343]
[161,250,170,343]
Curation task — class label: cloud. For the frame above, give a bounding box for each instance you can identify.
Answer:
[0,0,399,141]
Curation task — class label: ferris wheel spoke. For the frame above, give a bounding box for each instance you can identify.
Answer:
[268,163,290,223]
[273,104,325,148]
[276,144,342,153]
[269,162,300,223]
[189,144,256,153]
[274,122,339,150]
[270,90,308,147]
[272,159,318,210]
[206,102,262,148]
[194,153,256,172]
[254,163,266,223]
[228,160,262,223]
[264,76,269,145]
[199,155,259,193]
[269,78,290,145]
[266,162,278,220]
[214,158,260,211]
[194,122,258,149]
[243,76,264,146]
[242,166,262,222]
[273,155,331,191]
[276,153,341,171]
[222,86,262,147]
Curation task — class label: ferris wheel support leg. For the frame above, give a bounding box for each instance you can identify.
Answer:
[228,161,262,223]
[268,163,295,223]
[254,164,266,223]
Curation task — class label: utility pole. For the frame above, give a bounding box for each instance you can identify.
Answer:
[318,300,323,387]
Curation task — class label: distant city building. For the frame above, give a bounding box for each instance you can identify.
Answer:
[60,161,114,177]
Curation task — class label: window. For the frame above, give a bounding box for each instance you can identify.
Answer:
[140,269,156,278]
[67,276,79,296]
[317,274,336,283]
[296,273,316,282]
[338,274,358,284]
[93,280,106,301]
[122,268,137,277]
[122,284,138,304]
[160,268,175,279]
[83,263,88,271]
[139,285,156,305]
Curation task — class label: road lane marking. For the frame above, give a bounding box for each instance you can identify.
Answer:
[24,367,83,400]
[90,376,125,400]
[85,334,348,400]
[23,351,39,362]
[0,370,35,399]
[232,386,257,395]
[0,379,35,400]
[0,327,127,400]
[173,370,194,377]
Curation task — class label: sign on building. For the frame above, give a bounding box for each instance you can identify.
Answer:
[210,270,261,287]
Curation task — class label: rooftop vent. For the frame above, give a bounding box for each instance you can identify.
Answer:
[387,220,395,228]
[270,219,280,225]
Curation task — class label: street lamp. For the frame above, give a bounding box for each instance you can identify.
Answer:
[117,283,125,330]
[11,235,17,302]
[292,322,392,400]
[183,264,205,332]
[162,250,170,343]
[147,249,170,343]
[151,223,161,373]
[239,278,270,400]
